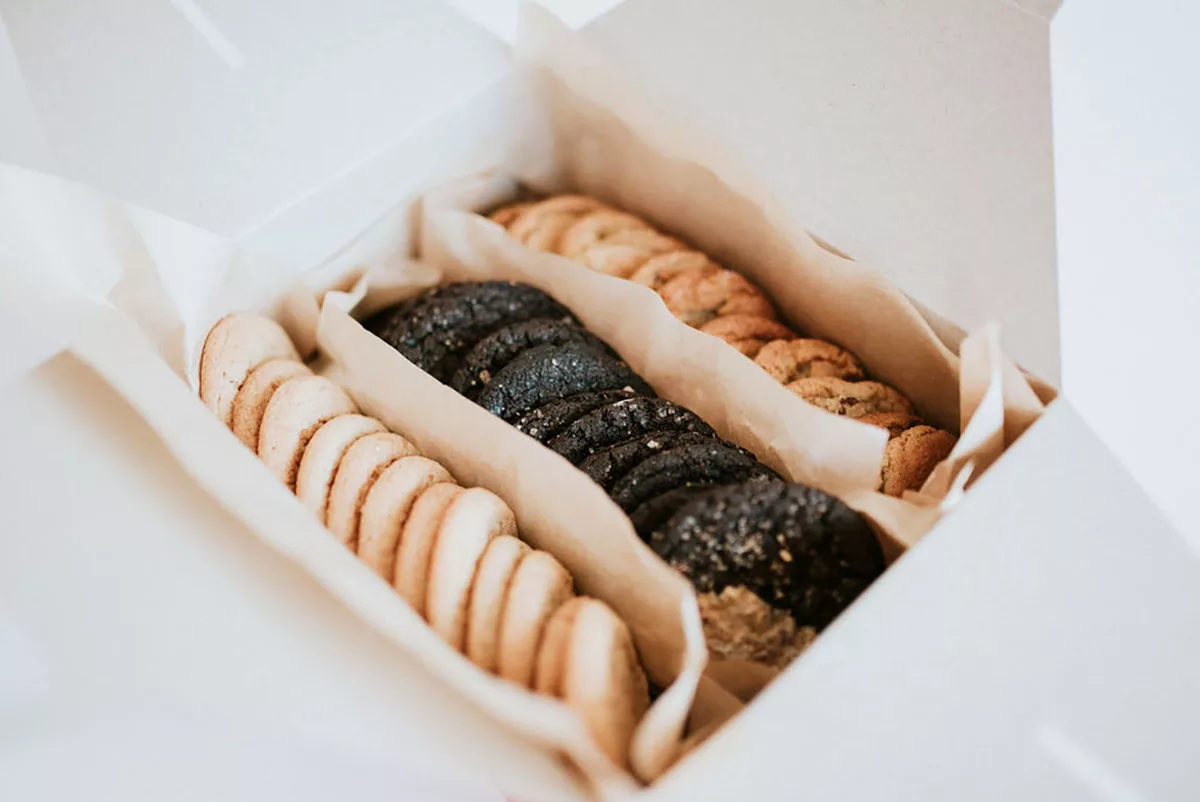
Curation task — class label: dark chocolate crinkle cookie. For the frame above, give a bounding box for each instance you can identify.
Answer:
[628,483,720,543]
[547,397,715,465]
[449,319,611,401]
[651,480,884,630]
[577,430,717,491]
[476,341,655,422]
[373,282,575,382]
[610,440,779,515]
[512,389,643,444]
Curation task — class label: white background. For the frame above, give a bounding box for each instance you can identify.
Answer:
[1,1,1198,801]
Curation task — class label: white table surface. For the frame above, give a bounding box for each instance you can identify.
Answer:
[2,1,1198,800]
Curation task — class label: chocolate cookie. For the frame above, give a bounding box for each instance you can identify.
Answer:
[512,389,644,444]
[651,480,884,630]
[476,341,654,423]
[373,282,575,382]
[628,484,719,541]
[449,319,610,402]
[577,430,716,490]
[547,396,716,465]
[609,440,778,515]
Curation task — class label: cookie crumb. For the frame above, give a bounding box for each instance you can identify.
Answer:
[699,586,816,669]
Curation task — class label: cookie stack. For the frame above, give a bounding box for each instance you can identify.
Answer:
[487,195,958,496]
[370,282,887,667]
[198,313,650,770]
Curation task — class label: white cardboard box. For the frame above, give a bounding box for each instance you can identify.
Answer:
[2,0,1198,800]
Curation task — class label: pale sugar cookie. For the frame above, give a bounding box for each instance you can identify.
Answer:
[394,483,464,617]
[326,432,420,549]
[295,415,387,522]
[465,535,531,673]
[257,375,357,490]
[426,488,518,652]
[496,550,574,687]
[230,358,312,450]
[357,456,453,582]
[200,313,300,427]
[558,210,653,258]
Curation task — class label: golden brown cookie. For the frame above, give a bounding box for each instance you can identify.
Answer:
[496,550,574,688]
[753,338,866,383]
[199,313,300,428]
[880,425,957,497]
[575,230,685,279]
[230,358,312,450]
[295,414,388,522]
[558,598,650,770]
[394,483,464,617]
[698,315,795,358]
[465,535,531,673]
[426,488,518,652]
[326,432,420,549]
[628,250,713,290]
[658,265,775,327]
[557,209,654,258]
[785,377,915,419]
[488,201,535,227]
[256,375,357,490]
[357,456,453,581]
[508,196,606,252]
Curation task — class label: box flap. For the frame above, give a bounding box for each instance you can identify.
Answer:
[0,0,510,240]
[654,399,1200,801]
[584,0,1060,383]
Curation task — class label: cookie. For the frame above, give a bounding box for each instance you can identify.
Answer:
[651,480,884,630]
[509,196,607,252]
[547,397,715,465]
[373,282,576,382]
[558,209,654,258]
[658,265,775,328]
[627,483,720,542]
[576,231,685,278]
[295,414,388,521]
[230,358,312,449]
[394,483,465,617]
[628,250,712,290]
[326,432,421,549]
[476,341,654,423]
[426,488,518,651]
[449,319,609,402]
[577,430,716,491]
[465,535,531,673]
[786,377,915,419]
[754,338,866,383]
[533,595,580,696]
[558,598,650,770]
[256,375,358,490]
[496,550,575,687]
[880,425,957,497]
[511,389,642,444]
[698,315,795,358]
[199,313,301,428]
[609,440,778,515]
[357,456,454,581]
[488,201,535,227]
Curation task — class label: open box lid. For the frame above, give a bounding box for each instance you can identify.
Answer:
[0,0,510,262]
[582,0,1064,383]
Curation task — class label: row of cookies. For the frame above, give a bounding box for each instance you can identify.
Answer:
[197,313,650,770]
[367,281,886,667]
[486,194,957,496]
